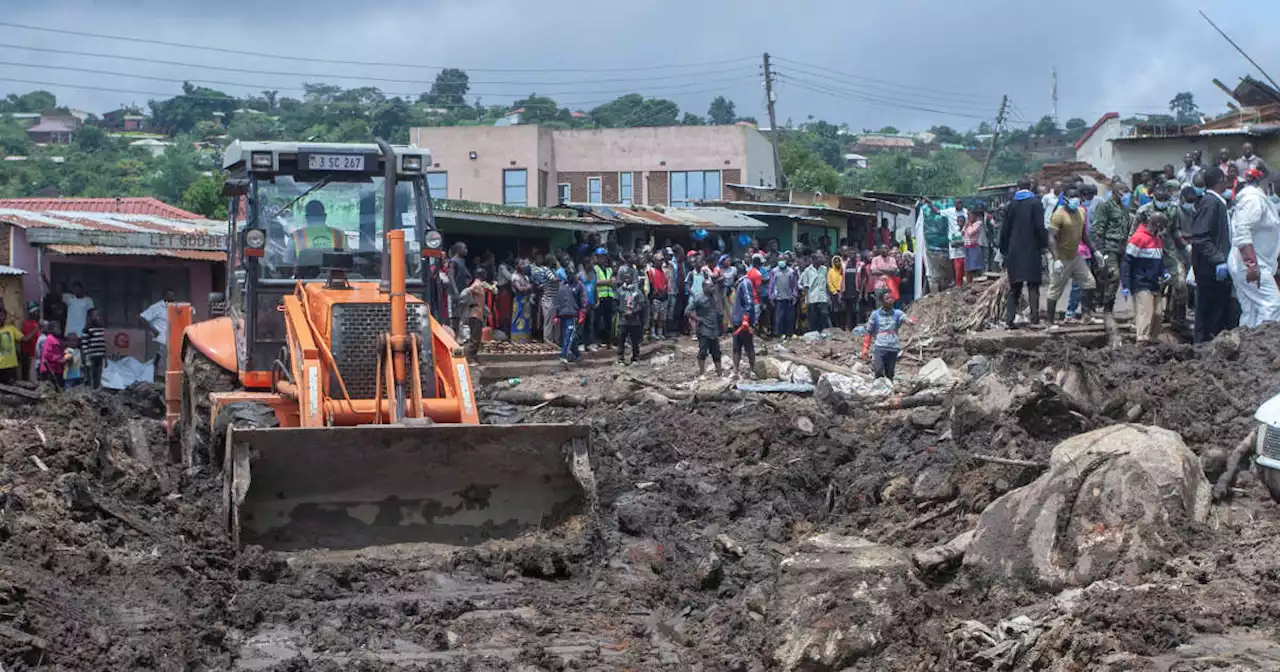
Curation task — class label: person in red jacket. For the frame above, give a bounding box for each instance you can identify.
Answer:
[646,252,671,339]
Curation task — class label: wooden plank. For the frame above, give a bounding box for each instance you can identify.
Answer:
[0,383,40,400]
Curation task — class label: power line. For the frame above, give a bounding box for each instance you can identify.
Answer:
[778,74,991,120]
[773,56,989,102]
[0,76,744,111]
[0,60,760,99]
[772,64,996,114]
[0,21,756,73]
[0,42,757,88]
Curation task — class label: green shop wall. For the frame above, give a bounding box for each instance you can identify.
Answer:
[435,216,582,257]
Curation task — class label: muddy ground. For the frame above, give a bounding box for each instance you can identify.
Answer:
[5,311,1280,670]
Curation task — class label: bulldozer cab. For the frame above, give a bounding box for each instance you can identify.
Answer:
[221,141,443,377]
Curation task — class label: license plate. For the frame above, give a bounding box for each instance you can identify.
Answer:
[307,154,365,171]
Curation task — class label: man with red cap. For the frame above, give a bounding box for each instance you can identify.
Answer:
[1229,167,1280,327]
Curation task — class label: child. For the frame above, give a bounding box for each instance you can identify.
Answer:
[62,333,83,389]
[464,269,491,357]
[40,322,65,388]
[82,309,107,389]
[1120,212,1169,343]
[861,288,914,380]
[0,306,20,385]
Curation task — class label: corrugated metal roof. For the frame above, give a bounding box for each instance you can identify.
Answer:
[0,265,25,276]
[46,245,226,261]
[0,197,205,219]
[563,203,765,229]
[26,119,77,133]
[667,207,767,230]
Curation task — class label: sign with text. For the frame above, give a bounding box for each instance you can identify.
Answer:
[106,328,147,360]
[25,228,228,251]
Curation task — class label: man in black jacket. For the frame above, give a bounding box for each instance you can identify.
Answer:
[999,178,1050,328]
[1190,167,1234,343]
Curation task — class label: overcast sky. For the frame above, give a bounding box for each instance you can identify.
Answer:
[2,0,1277,132]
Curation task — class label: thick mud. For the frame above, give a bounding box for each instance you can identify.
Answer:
[4,322,1280,669]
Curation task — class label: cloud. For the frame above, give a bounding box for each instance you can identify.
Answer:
[2,0,1276,131]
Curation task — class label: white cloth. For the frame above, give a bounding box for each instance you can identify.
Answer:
[1042,193,1058,229]
[62,295,94,336]
[946,207,967,260]
[141,300,171,346]
[1228,184,1280,327]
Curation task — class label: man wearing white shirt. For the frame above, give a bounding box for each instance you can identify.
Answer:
[140,289,176,364]
[62,282,94,337]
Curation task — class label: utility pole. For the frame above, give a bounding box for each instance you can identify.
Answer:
[1051,68,1058,126]
[762,52,785,189]
[1200,10,1280,94]
[978,95,1008,188]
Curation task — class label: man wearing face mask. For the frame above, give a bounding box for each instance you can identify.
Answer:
[1046,186,1097,326]
[1091,181,1131,314]
[1190,167,1234,343]
[1228,167,1280,327]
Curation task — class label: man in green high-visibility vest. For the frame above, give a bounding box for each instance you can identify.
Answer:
[593,248,616,347]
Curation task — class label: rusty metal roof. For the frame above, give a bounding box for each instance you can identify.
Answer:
[0,203,226,254]
[565,203,766,230]
[0,197,204,218]
[45,245,226,262]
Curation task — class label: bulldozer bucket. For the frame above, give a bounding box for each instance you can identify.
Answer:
[224,423,594,550]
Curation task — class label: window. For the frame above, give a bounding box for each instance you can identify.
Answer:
[427,172,447,200]
[620,172,633,205]
[503,169,527,206]
[558,183,571,204]
[587,177,602,204]
[668,170,721,207]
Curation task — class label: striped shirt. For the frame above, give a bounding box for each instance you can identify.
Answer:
[82,326,107,359]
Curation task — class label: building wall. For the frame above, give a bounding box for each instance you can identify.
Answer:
[1075,117,1123,177]
[412,125,546,204]
[0,223,9,266]
[12,228,38,305]
[410,124,778,206]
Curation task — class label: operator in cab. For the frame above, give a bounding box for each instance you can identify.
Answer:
[284,200,348,278]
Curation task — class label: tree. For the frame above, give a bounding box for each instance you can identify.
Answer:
[73,125,110,153]
[148,82,235,135]
[1065,117,1088,131]
[928,125,963,144]
[0,121,32,155]
[1031,115,1059,136]
[181,172,228,219]
[876,126,899,134]
[681,112,706,125]
[226,113,283,141]
[708,96,736,125]
[779,136,844,194]
[148,142,203,205]
[1,90,56,113]
[422,69,470,108]
[1169,92,1199,123]
[589,94,679,127]
[511,94,563,124]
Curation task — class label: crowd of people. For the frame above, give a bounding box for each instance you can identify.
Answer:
[0,284,173,391]
[997,145,1280,344]
[437,230,918,375]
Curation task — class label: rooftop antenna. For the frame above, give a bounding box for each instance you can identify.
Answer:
[1199,10,1280,93]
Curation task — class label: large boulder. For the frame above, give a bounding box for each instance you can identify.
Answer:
[771,534,917,671]
[965,424,1211,590]
[815,372,893,410]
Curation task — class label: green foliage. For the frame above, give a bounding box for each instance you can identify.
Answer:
[708,96,736,125]
[226,113,283,141]
[928,125,963,144]
[1169,92,1199,123]
[181,172,228,219]
[0,91,57,114]
[1031,115,1059,136]
[681,112,706,126]
[876,126,899,134]
[73,125,110,153]
[1065,117,1088,131]
[779,136,844,194]
[421,69,470,108]
[148,141,206,205]
[149,82,236,135]
[0,120,31,155]
[590,94,679,127]
[511,94,565,125]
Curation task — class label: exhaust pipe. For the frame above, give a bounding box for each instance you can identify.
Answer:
[376,137,397,293]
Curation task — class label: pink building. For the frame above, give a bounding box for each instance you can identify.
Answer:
[0,198,226,358]
[410,124,778,208]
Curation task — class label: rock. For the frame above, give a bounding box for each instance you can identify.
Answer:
[909,407,945,429]
[793,416,816,436]
[714,533,745,558]
[1200,447,1228,481]
[965,355,992,379]
[790,365,813,385]
[636,389,672,406]
[772,534,916,670]
[913,530,974,570]
[695,481,718,495]
[491,330,509,342]
[965,424,1211,590]
[696,551,723,589]
[917,358,952,385]
[911,467,956,502]
[970,375,1017,415]
[648,353,674,367]
[801,331,823,343]
[815,372,888,410]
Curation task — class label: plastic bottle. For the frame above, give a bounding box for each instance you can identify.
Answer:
[494,377,521,389]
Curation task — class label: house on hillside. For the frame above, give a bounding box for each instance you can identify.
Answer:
[101,108,150,131]
[1074,112,1124,177]
[25,114,80,145]
[853,134,917,155]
